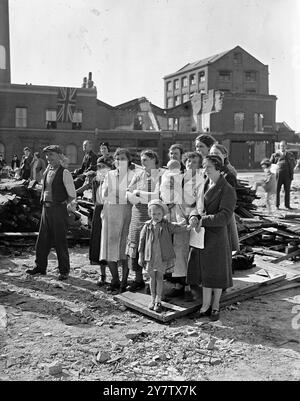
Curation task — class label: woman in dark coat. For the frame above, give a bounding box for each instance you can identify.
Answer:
[189,155,236,321]
[209,143,239,251]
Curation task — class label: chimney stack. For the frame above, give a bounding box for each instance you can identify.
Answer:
[0,0,11,84]
[87,72,94,88]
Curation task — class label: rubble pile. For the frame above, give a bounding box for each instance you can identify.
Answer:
[235,179,259,218]
[0,180,91,239]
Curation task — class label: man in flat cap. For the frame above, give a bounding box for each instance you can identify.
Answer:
[26,145,76,280]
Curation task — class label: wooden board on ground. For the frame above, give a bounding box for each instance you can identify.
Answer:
[115,264,286,322]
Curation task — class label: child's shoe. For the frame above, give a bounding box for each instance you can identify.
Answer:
[154,302,163,313]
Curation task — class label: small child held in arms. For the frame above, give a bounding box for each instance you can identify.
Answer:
[138,199,191,313]
[253,158,276,214]
[160,159,183,221]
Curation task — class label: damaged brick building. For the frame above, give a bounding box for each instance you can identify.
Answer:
[0,0,282,168]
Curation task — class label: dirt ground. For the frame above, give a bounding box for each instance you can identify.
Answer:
[0,172,300,381]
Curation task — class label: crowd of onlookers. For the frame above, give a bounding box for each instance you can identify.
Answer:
[2,137,300,320]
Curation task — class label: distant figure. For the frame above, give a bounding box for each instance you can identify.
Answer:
[20,147,33,180]
[11,154,20,171]
[253,158,276,214]
[168,144,185,173]
[270,140,296,210]
[0,153,6,172]
[72,140,98,189]
[31,152,46,184]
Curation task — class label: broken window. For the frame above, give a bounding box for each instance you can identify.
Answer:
[234,112,245,132]
[219,71,231,81]
[254,113,264,132]
[245,71,257,82]
[190,74,196,85]
[182,93,189,103]
[167,97,173,108]
[233,52,242,65]
[199,71,205,83]
[182,77,188,87]
[174,96,180,106]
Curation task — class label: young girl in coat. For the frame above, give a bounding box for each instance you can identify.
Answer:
[138,199,191,313]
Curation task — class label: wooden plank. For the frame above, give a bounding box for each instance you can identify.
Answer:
[263,227,300,239]
[114,291,200,322]
[271,249,300,264]
[115,266,286,322]
[252,247,286,258]
[239,228,265,242]
[253,256,300,280]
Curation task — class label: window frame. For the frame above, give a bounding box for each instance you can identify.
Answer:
[15,107,27,128]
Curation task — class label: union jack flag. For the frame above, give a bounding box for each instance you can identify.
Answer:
[57,87,77,122]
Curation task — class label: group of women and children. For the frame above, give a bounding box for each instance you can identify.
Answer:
[88,135,239,321]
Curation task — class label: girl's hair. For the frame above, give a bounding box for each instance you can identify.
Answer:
[113,147,132,166]
[194,134,216,149]
[100,142,110,151]
[140,149,159,167]
[182,151,202,167]
[210,143,229,165]
[168,143,184,156]
[203,155,223,171]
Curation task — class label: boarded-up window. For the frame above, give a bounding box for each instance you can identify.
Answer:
[15,108,27,128]
[0,46,6,69]
[65,144,77,164]
[254,113,264,132]
[234,112,244,132]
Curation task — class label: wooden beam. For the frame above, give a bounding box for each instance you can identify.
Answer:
[271,249,300,264]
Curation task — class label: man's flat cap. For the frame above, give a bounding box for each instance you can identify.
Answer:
[43,145,63,154]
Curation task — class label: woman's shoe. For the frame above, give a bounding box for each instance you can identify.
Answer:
[154,302,163,313]
[148,300,155,310]
[197,306,212,318]
[210,309,220,321]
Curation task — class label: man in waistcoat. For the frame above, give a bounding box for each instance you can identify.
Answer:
[270,140,296,210]
[26,145,76,280]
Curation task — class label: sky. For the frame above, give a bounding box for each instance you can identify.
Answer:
[8,0,300,131]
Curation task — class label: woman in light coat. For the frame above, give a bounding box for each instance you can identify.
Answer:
[100,148,135,293]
